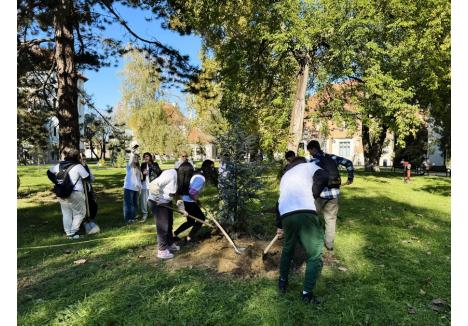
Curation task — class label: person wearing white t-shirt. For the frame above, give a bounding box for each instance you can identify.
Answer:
[275,156,329,303]
[47,148,90,239]
[173,160,215,242]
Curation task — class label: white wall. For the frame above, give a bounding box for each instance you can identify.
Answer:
[427,121,445,166]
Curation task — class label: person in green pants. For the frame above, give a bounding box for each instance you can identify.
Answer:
[275,156,329,303]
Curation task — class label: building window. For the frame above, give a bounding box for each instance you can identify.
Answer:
[338,141,351,159]
[53,127,57,137]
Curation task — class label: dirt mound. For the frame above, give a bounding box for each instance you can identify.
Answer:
[151,236,308,279]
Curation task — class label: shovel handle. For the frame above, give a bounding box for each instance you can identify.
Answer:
[158,204,214,228]
[208,216,243,254]
[195,203,244,254]
[263,234,279,255]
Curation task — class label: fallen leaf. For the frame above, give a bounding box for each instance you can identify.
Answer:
[430,304,444,312]
[138,255,145,259]
[416,214,423,217]
[410,236,419,240]
[429,298,447,312]
[406,303,417,314]
[338,266,348,272]
[420,289,426,296]
[64,249,72,254]
[73,259,87,265]
[431,298,446,306]
[127,249,134,253]
[426,251,432,255]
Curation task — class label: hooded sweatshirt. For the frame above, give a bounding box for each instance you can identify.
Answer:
[148,169,178,204]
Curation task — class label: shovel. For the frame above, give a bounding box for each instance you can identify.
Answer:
[262,234,279,260]
[159,204,215,228]
[197,204,246,255]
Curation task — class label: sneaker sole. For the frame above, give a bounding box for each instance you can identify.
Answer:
[157,255,174,259]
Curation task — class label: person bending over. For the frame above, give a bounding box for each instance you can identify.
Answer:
[276,156,329,303]
[174,160,215,242]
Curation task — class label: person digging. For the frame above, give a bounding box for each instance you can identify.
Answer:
[275,156,329,304]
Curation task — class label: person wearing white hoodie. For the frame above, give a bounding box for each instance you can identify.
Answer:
[123,149,142,224]
[148,167,182,259]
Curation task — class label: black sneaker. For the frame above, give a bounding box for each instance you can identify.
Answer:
[301,291,319,304]
[278,278,288,294]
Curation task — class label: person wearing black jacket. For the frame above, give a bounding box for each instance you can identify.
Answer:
[140,152,162,222]
[275,156,329,303]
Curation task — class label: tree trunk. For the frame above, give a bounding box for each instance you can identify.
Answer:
[362,120,388,172]
[89,140,99,159]
[54,0,80,156]
[287,55,310,152]
[102,134,106,159]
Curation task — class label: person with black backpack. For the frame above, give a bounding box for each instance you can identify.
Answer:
[306,140,354,259]
[47,148,91,239]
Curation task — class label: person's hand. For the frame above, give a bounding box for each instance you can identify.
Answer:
[143,169,149,176]
[276,228,284,239]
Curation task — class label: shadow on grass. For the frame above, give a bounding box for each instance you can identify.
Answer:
[21,195,450,325]
[415,182,451,197]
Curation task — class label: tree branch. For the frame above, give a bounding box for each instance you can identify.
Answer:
[99,0,189,64]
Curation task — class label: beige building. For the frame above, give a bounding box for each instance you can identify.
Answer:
[301,84,394,167]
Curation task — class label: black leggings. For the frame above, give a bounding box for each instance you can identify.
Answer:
[149,200,174,251]
[174,201,206,239]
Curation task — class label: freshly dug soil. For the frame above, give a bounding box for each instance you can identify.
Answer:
[150,235,309,279]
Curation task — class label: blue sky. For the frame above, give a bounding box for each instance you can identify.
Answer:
[83,4,202,117]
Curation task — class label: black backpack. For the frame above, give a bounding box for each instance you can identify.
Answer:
[316,154,341,188]
[53,164,80,198]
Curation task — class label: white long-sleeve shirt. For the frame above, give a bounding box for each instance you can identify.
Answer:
[148,169,178,204]
[123,153,142,191]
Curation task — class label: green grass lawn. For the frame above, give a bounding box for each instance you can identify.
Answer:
[17,163,451,325]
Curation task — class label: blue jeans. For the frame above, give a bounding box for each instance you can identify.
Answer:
[123,189,139,222]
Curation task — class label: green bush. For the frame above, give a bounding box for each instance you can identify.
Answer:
[114,151,126,168]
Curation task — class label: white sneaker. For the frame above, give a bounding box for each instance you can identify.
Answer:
[67,234,80,240]
[140,215,147,222]
[169,243,180,252]
[157,249,174,259]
